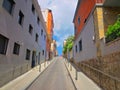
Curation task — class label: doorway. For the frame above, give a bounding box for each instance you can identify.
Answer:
[38,52,40,64]
[31,51,36,68]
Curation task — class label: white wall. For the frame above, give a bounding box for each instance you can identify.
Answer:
[0,0,46,72]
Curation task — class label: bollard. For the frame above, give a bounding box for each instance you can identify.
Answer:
[44,61,46,68]
[75,69,78,80]
[70,63,72,71]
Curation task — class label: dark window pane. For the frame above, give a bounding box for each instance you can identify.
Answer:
[38,52,40,64]
[13,43,20,55]
[42,50,44,55]
[3,0,15,14]
[0,34,9,54]
[37,17,40,24]
[32,4,35,14]
[18,11,24,25]
[75,45,77,53]
[29,25,33,34]
[36,34,38,42]
[74,26,76,35]
[41,29,43,36]
[78,17,80,24]
[26,49,30,60]
[79,40,82,52]
[44,35,46,40]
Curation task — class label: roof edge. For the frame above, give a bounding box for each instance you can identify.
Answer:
[73,0,81,23]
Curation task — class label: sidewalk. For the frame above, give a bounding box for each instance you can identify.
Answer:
[0,60,53,90]
[64,59,102,90]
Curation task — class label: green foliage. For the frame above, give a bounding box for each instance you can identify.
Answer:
[106,14,120,42]
[63,45,67,54]
[63,35,74,54]
[67,42,73,51]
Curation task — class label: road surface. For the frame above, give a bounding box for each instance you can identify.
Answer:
[26,57,75,90]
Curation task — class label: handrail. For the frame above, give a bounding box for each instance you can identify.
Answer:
[80,63,120,82]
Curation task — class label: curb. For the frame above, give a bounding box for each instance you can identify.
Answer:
[64,61,77,90]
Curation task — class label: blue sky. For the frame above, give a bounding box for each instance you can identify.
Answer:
[38,0,77,55]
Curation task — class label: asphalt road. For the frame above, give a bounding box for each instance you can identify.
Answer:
[26,57,75,90]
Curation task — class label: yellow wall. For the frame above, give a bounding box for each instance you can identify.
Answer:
[96,7,105,39]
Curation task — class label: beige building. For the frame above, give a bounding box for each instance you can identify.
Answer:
[0,0,47,87]
[51,40,57,57]
[63,40,67,47]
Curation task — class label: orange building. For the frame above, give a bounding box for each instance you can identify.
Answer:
[42,9,54,60]
[47,9,54,41]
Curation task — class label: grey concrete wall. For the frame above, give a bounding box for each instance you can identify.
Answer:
[0,0,46,87]
[100,38,120,56]
[73,14,97,63]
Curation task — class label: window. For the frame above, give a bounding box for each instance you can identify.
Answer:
[42,50,44,55]
[3,0,15,14]
[75,45,77,53]
[18,11,24,25]
[78,17,80,24]
[26,49,30,60]
[29,24,33,35]
[0,34,9,54]
[84,19,87,23]
[41,29,43,36]
[35,34,38,42]
[37,16,40,24]
[13,43,20,55]
[74,26,76,34]
[32,4,35,14]
[79,40,82,52]
[44,35,46,40]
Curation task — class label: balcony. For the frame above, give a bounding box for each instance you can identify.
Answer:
[104,0,120,7]
[96,0,105,6]
[96,0,105,3]
[96,0,120,7]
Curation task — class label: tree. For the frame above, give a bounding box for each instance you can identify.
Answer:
[63,35,74,54]
[105,14,120,42]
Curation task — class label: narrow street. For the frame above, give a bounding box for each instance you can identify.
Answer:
[0,0,119,90]
[26,57,75,90]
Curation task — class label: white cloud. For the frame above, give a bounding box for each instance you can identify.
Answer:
[56,34,70,47]
[38,0,77,54]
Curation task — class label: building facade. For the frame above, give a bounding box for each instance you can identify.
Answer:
[42,9,54,60]
[0,0,46,87]
[63,40,67,47]
[73,0,120,64]
[51,40,57,57]
[73,0,120,89]
[73,0,96,63]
